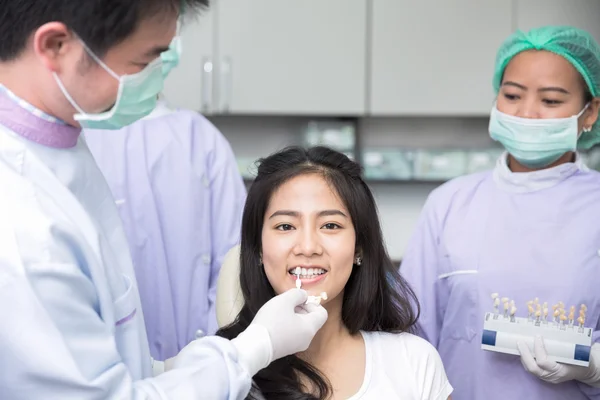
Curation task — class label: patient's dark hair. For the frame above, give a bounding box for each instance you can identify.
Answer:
[217,146,419,399]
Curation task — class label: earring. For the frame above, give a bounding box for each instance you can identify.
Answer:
[354,256,362,266]
[583,126,592,133]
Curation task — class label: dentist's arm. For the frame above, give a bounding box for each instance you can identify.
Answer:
[0,226,326,400]
[0,258,255,400]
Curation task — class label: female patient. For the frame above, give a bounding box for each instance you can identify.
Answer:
[217,146,452,400]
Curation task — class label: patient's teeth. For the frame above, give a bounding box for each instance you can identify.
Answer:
[295,267,301,275]
[301,268,307,275]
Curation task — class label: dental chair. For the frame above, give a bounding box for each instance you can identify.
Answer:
[215,244,244,328]
[216,245,267,399]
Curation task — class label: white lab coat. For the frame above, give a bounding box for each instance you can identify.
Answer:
[0,122,252,398]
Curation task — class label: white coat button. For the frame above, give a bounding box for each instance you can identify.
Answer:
[597,249,600,257]
[202,254,211,264]
[195,329,205,339]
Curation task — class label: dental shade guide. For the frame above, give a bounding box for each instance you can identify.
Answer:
[295,268,301,289]
[306,292,328,305]
[294,267,327,305]
[482,294,593,367]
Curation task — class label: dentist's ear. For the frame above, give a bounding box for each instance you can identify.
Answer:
[33,22,77,73]
[584,97,600,128]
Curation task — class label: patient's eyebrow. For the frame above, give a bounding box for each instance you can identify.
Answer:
[269,209,347,219]
[318,210,347,218]
[269,210,299,219]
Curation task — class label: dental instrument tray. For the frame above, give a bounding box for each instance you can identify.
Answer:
[481,294,593,367]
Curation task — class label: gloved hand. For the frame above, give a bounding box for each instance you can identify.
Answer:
[232,288,328,376]
[518,336,600,387]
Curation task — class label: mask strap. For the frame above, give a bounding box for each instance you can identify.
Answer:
[577,103,590,118]
[575,103,592,137]
[79,41,120,81]
[53,73,88,115]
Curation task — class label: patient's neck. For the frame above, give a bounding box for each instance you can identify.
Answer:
[298,294,352,363]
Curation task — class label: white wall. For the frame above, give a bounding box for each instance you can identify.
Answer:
[209,115,494,260]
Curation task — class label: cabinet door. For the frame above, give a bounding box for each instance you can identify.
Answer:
[215,0,367,115]
[516,0,600,43]
[163,11,215,113]
[369,0,512,116]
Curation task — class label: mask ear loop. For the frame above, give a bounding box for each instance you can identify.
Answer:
[53,73,87,115]
[577,103,591,137]
[78,40,121,81]
[52,32,120,116]
[577,103,590,118]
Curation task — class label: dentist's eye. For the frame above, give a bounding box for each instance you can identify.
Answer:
[503,93,519,101]
[542,98,563,106]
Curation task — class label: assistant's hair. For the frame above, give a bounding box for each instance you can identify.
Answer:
[0,0,209,61]
[217,146,420,399]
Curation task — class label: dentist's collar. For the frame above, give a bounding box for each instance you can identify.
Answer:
[493,151,587,193]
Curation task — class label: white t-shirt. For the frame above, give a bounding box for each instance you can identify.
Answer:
[347,331,453,400]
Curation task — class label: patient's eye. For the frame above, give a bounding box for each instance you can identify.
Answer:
[276,224,294,231]
[322,223,341,230]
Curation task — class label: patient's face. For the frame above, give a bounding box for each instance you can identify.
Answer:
[261,173,356,305]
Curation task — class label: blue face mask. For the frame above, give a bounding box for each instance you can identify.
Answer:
[489,104,589,169]
[53,41,165,130]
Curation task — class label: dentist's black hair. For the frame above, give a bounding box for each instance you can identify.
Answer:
[0,0,208,61]
[217,146,420,399]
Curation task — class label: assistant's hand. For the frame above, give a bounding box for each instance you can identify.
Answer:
[232,289,328,376]
[518,336,600,387]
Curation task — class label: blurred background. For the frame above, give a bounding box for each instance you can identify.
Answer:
[163,0,600,262]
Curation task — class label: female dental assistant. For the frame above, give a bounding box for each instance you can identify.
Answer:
[401,26,600,399]
[0,1,327,399]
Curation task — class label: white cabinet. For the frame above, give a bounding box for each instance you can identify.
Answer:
[163,2,599,117]
[369,0,513,116]
[215,0,367,115]
[163,11,215,113]
[166,1,368,115]
[516,0,600,43]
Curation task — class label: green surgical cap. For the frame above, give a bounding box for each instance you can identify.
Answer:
[492,26,600,149]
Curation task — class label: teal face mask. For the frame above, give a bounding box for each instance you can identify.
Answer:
[161,35,182,79]
[489,104,589,169]
[53,41,165,130]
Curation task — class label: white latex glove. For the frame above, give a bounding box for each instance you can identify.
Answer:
[517,336,600,387]
[231,288,328,376]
